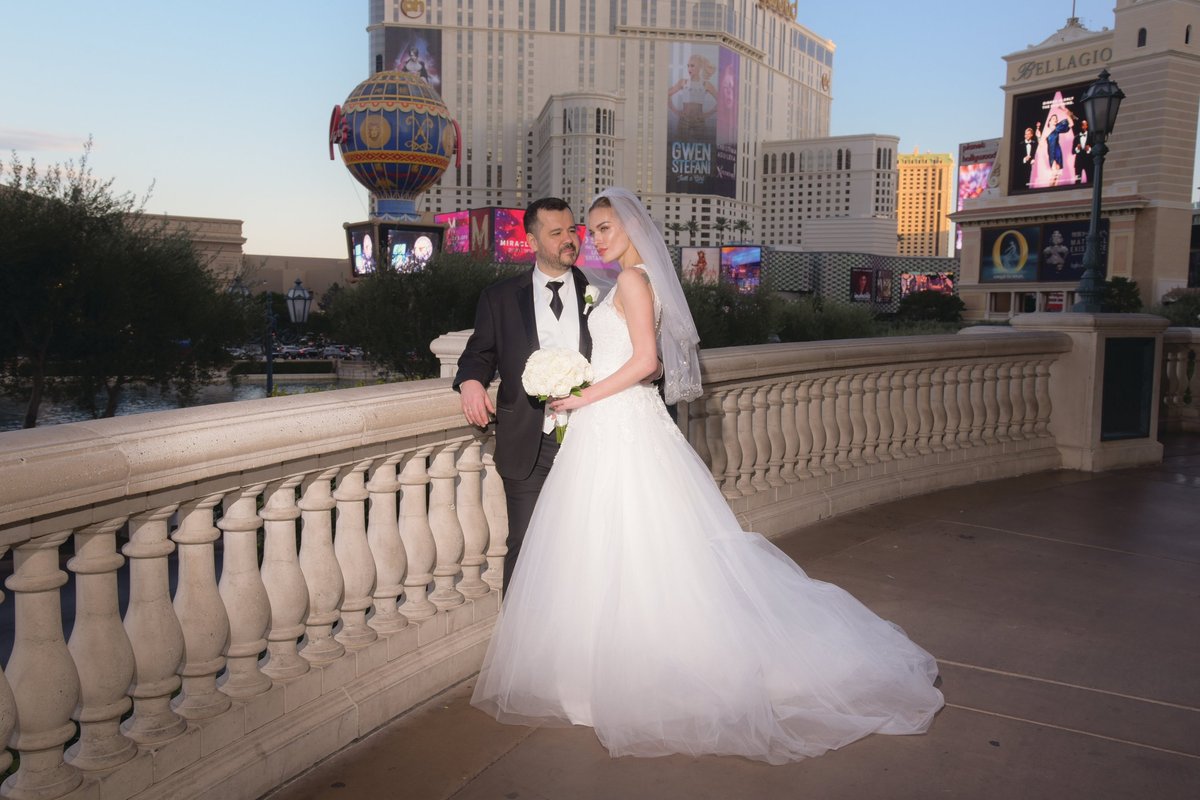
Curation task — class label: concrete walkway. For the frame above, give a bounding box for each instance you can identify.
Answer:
[266,435,1200,800]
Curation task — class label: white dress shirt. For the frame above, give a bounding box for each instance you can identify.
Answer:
[531,265,582,433]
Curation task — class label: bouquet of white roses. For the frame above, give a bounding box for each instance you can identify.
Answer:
[522,347,593,443]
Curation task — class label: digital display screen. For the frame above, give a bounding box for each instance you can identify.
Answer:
[346,223,378,277]
[380,224,443,273]
[1009,80,1094,195]
[720,246,762,294]
[435,210,470,253]
[899,273,956,297]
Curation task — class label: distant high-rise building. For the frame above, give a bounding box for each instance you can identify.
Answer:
[897,150,953,257]
[367,1,836,246]
[759,134,900,255]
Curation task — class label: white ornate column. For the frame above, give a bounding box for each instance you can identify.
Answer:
[750,386,771,491]
[958,364,976,448]
[942,365,961,451]
[848,374,867,467]
[889,371,908,460]
[928,368,947,453]
[705,391,729,486]
[994,363,1013,442]
[969,363,987,446]
[833,375,852,470]
[428,443,466,610]
[915,368,934,456]
[901,370,921,457]
[688,397,712,467]
[874,371,894,463]
[67,518,137,770]
[1035,359,1053,437]
[861,373,881,465]
[718,389,743,497]
[807,379,828,476]
[3,531,82,799]
[217,487,273,697]
[260,478,311,679]
[123,506,187,743]
[172,495,233,717]
[765,384,785,486]
[1021,362,1039,439]
[456,439,493,599]
[298,468,346,662]
[736,388,758,495]
[779,381,800,481]
[399,448,438,619]
[333,462,379,647]
[366,456,410,632]
[794,378,816,475]
[480,439,508,592]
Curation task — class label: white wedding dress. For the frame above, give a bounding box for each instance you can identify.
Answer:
[471,275,944,764]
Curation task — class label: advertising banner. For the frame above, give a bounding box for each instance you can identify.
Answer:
[666,44,737,197]
[681,247,720,284]
[956,138,1000,249]
[383,27,443,95]
[1008,80,1093,195]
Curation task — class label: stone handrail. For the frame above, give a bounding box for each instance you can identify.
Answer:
[0,328,1083,799]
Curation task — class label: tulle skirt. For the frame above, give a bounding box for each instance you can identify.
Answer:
[471,385,943,764]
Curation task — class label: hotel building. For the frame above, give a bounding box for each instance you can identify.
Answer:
[369,0,836,247]
[953,0,1200,319]
[897,150,953,258]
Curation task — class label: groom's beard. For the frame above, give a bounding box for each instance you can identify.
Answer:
[555,244,578,268]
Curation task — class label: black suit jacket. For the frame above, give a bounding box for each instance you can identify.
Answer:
[454,266,594,481]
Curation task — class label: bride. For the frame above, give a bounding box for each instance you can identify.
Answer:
[470,187,944,764]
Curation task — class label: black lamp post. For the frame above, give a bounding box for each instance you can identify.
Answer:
[229,276,313,396]
[1072,69,1125,313]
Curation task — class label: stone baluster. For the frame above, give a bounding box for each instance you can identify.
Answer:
[833,375,852,470]
[457,439,492,599]
[720,390,743,498]
[736,388,758,495]
[428,443,466,609]
[67,517,137,770]
[172,495,232,718]
[750,386,771,491]
[981,364,1000,444]
[3,531,81,799]
[703,391,728,485]
[398,449,438,618]
[218,487,273,697]
[298,468,346,663]
[1035,359,1053,437]
[901,370,921,456]
[1007,361,1027,440]
[123,507,188,742]
[889,371,908,460]
[688,397,711,467]
[820,377,839,473]
[994,363,1013,442]
[807,378,827,476]
[793,378,815,476]
[862,374,881,465]
[915,368,933,455]
[779,382,801,481]
[333,462,379,647]
[928,368,947,453]
[875,370,895,463]
[366,456,410,632]
[969,364,987,446]
[0,547,14,778]
[942,365,961,451]
[765,385,786,486]
[958,364,976,448]
[260,478,311,679]
[480,439,508,592]
[848,374,867,467]
[1021,362,1039,439]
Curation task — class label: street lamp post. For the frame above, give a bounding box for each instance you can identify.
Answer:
[229,277,313,397]
[1072,69,1125,313]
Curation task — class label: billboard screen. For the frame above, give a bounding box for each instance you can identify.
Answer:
[850,268,873,303]
[493,208,534,264]
[383,27,443,94]
[435,210,470,253]
[346,223,378,277]
[720,246,761,294]
[899,273,956,297]
[956,138,1000,249]
[1009,80,1094,195]
[681,247,720,284]
[666,43,738,197]
[875,269,894,304]
[980,220,1108,283]
[380,224,442,273]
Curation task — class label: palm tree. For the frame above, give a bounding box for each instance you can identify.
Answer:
[685,218,700,245]
[713,216,730,245]
[665,222,684,245]
[733,219,751,240]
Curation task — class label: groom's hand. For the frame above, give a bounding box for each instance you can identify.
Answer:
[459,380,495,428]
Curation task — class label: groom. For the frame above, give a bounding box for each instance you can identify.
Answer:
[454,197,593,593]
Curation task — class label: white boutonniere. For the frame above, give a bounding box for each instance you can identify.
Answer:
[583,284,599,314]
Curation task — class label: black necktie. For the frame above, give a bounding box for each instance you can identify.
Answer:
[547,280,564,319]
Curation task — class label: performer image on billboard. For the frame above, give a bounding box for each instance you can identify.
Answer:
[1020,127,1038,188]
[668,54,718,140]
[1073,119,1093,184]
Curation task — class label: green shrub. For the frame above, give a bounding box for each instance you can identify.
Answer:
[681,280,780,348]
[775,296,875,342]
[895,290,965,323]
[1149,287,1200,327]
[1100,276,1143,313]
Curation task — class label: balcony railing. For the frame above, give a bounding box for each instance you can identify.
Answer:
[0,322,1189,800]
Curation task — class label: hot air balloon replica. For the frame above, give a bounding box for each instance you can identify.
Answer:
[330,70,459,276]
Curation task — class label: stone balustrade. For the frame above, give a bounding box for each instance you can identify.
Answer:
[0,323,1156,800]
[1162,328,1199,433]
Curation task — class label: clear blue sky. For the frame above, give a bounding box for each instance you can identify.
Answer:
[3,1,1196,260]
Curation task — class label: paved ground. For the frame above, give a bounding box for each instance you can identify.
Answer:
[266,435,1200,800]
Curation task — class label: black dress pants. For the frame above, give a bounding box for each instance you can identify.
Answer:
[500,432,560,594]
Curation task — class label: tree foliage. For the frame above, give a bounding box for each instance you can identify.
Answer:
[327,254,522,378]
[895,289,966,323]
[1100,276,1143,313]
[0,144,247,426]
